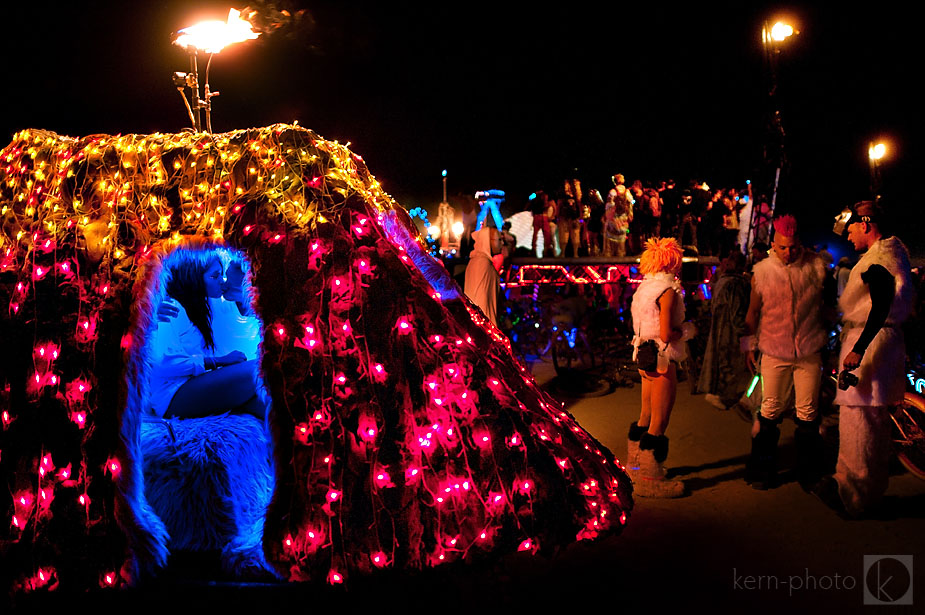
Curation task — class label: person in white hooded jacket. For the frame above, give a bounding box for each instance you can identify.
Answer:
[815,201,915,517]
[464,224,502,326]
[742,215,828,490]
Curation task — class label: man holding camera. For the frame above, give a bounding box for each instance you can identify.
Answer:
[816,201,915,517]
[742,215,828,490]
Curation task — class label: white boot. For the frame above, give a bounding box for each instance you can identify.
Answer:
[625,422,647,477]
[634,448,684,498]
[626,437,640,477]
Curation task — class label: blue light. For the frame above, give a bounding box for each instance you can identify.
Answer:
[528,192,537,200]
[565,327,578,349]
[442,169,447,177]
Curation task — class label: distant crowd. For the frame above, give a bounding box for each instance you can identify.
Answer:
[517,175,774,260]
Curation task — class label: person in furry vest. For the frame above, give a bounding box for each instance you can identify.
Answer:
[815,201,915,517]
[742,215,828,490]
[627,237,696,497]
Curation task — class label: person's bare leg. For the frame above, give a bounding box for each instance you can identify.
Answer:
[233,393,268,421]
[647,364,677,436]
[638,370,653,428]
[165,359,262,419]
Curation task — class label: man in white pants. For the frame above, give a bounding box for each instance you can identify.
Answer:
[816,201,915,517]
[742,215,827,489]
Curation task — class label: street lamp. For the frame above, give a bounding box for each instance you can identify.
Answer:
[760,18,798,217]
[868,141,887,199]
[764,21,795,43]
[172,9,260,133]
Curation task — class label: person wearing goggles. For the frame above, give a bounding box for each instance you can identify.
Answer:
[815,201,916,517]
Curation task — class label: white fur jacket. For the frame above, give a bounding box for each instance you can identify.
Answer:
[836,236,916,406]
[631,272,688,362]
[752,250,826,359]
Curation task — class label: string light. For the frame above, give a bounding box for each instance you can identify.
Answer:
[0,123,632,593]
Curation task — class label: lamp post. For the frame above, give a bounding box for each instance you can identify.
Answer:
[760,19,797,217]
[172,9,259,133]
[442,169,448,204]
[868,141,887,200]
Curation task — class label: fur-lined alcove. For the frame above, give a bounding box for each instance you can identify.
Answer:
[0,124,633,594]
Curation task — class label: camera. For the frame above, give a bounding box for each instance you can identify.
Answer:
[837,369,859,391]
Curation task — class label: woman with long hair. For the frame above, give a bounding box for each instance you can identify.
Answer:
[626,237,694,497]
[149,245,267,420]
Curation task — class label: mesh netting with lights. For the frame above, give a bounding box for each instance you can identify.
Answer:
[0,123,633,593]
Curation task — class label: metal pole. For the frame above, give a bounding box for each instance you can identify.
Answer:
[189,52,202,132]
[770,167,781,217]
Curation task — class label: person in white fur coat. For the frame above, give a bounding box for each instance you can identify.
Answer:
[627,237,696,498]
[742,215,828,490]
[815,201,915,517]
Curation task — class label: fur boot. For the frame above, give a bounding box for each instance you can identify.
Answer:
[634,434,684,498]
[626,422,647,476]
[746,414,781,490]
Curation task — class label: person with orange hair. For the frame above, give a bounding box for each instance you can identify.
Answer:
[627,237,696,497]
[742,214,828,490]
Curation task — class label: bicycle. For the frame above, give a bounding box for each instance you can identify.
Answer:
[818,358,925,481]
[893,361,925,479]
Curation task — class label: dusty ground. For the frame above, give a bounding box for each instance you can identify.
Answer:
[520,359,925,613]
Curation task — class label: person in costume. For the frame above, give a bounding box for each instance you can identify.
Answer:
[815,201,915,517]
[557,178,582,258]
[603,183,633,257]
[698,250,752,410]
[530,191,554,257]
[627,237,696,497]
[464,224,502,326]
[741,215,827,490]
[149,246,267,420]
[474,189,505,233]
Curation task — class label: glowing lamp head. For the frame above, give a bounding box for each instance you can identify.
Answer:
[770,21,794,42]
[868,142,887,161]
[174,9,259,54]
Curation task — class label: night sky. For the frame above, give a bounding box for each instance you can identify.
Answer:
[3,1,921,251]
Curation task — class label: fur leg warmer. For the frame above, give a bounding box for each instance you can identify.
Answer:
[626,422,647,474]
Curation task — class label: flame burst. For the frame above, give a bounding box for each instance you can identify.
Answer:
[174,8,260,53]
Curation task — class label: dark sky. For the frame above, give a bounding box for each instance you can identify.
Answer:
[2,1,921,249]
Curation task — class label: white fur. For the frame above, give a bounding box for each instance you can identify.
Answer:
[141,413,277,578]
[631,272,688,362]
[752,251,826,359]
[836,237,916,406]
